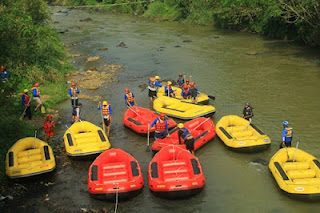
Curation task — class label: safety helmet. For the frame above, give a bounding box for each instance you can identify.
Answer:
[34,83,40,87]
[190,83,195,87]
[245,102,250,106]
[283,121,289,127]
[124,88,130,93]
[24,89,28,93]
[149,77,155,82]
[177,123,184,128]
[160,113,166,117]
[71,82,76,86]
[103,101,108,105]
[186,79,190,82]
[155,76,160,80]
[183,85,188,89]
[0,66,4,71]
[46,114,52,120]
[179,73,183,76]
[167,81,172,85]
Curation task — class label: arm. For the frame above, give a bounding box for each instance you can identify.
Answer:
[108,105,112,115]
[132,93,138,106]
[77,87,80,94]
[69,88,72,97]
[282,129,287,142]
[97,102,101,110]
[178,130,183,144]
[21,95,25,105]
[155,81,162,87]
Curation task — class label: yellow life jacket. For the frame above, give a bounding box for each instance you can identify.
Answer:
[285,127,293,137]
[102,105,110,116]
[126,93,134,102]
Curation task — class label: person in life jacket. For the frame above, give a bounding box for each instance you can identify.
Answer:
[164,81,175,97]
[148,76,162,101]
[0,65,10,82]
[72,103,82,123]
[124,88,137,107]
[242,102,254,122]
[181,84,191,99]
[44,114,55,142]
[177,73,185,88]
[31,83,42,112]
[177,123,195,155]
[190,83,200,104]
[280,121,293,148]
[150,113,170,139]
[97,101,112,136]
[21,89,32,120]
[184,79,190,88]
[69,82,80,107]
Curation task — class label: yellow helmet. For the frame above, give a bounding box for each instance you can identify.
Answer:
[167,81,172,85]
[155,75,160,80]
[177,123,184,128]
[24,89,28,93]
[102,101,108,105]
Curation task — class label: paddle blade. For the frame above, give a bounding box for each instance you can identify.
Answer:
[208,95,215,100]
[146,146,150,152]
[19,115,23,121]
[41,105,45,114]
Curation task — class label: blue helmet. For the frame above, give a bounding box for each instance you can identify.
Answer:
[283,121,289,126]
[245,102,250,106]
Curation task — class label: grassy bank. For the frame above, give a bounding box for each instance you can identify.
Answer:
[0,0,73,181]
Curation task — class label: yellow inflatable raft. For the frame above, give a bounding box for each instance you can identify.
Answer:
[6,137,56,179]
[216,115,271,152]
[63,121,111,156]
[153,96,215,120]
[157,86,210,105]
[269,148,320,199]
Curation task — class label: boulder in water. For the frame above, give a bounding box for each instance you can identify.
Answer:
[80,18,93,22]
[117,42,127,48]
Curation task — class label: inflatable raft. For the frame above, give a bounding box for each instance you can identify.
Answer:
[88,148,144,200]
[148,146,205,198]
[6,137,56,179]
[63,121,111,156]
[152,117,216,153]
[153,96,215,120]
[216,115,271,152]
[123,106,176,134]
[269,148,320,200]
[157,86,210,105]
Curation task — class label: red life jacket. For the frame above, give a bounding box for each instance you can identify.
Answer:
[183,88,190,95]
[102,105,110,115]
[155,119,167,132]
[126,93,134,102]
[44,121,54,133]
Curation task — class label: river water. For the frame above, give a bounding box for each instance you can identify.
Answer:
[7,6,320,213]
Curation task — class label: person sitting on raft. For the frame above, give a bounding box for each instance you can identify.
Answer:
[181,84,191,99]
[164,81,175,97]
[124,88,137,107]
[148,76,162,101]
[190,83,200,104]
[177,123,195,155]
[97,101,112,136]
[177,73,185,88]
[184,79,190,88]
[150,113,171,139]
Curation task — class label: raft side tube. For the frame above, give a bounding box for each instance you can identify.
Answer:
[131,161,139,177]
[67,133,73,146]
[274,162,289,180]
[191,159,200,175]
[127,118,142,126]
[97,130,106,142]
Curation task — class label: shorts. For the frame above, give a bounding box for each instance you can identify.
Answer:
[104,118,111,127]
[155,131,168,139]
[71,99,78,106]
[149,90,156,98]
[185,138,195,151]
[46,131,54,138]
[33,97,42,105]
[279,141,291,148]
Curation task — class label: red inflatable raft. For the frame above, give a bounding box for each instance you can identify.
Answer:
[152,117,215,153]
[123,106,176,134]
[88,148,144,200]
[148,146,205,198]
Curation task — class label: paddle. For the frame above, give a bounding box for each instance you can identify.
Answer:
[208,95,216,100]
[192,117,210,131]
[34,130,37,149]
[146,122,150,152]
[153,96,169,106]
[65,124,76,139]
[281,142,290,160]
[292,140,300,162]
[126,105,141,116]
[19,98,31,121]
[242,120,251,131]
[99,102,106,133]
[41,104,46,114]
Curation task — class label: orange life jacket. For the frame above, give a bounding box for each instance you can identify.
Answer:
[102,105,110,116]
[155,119,167,132]
[44,121,54,133]
[126,93,134,102]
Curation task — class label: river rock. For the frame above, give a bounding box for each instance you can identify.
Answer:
[98,47,108,51]
[117,42,127,48]
[174,45,181,48]
[246,51,258,55]
[80,18,93,22]
[183,40,192,43]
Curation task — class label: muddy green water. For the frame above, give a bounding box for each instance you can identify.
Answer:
[10,6,320,213]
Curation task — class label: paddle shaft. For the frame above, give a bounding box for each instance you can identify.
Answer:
[153,96,169,106]
[192,117,210,130]
[292,140,300,162]
[100,103,106,133]
[34,130,37,149]
[65,125,76,139]
[126,105,141,116]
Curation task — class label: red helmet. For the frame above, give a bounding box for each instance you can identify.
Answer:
[179,73,183,76]
[186,79,190,82]
[71,82,76,86]
[183,85,188,89]
[190,83,195,87]
[124,88,130,93]
[46,114,52,120]
[34,83,40,87]
[160,113,166,117]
